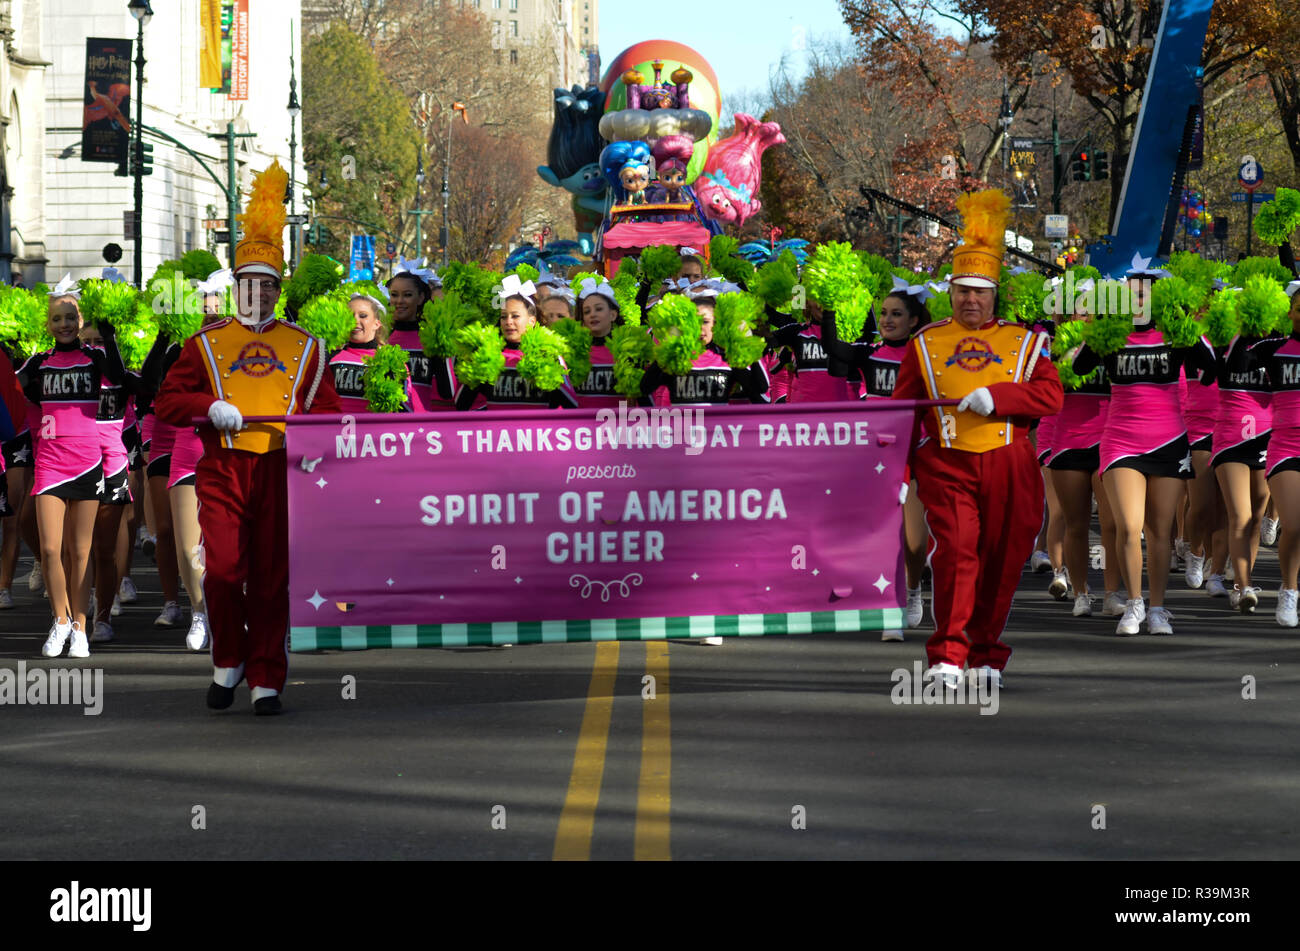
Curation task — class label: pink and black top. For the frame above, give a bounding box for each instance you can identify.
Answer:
[573,339,626,410]
[329,341,414,414]
[455,345,579,411]
[1212,335,1276,464]
[388,324,458,411]
[1227,333,1300,475]
[641,346,769,406]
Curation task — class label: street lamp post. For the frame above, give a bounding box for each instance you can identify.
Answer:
[441,127,451,268]
[128,0,152,289]
[287,27,301,269]
[414,152,425,261]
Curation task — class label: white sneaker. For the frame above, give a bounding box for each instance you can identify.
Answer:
[1234,586,1259,614]
[91,620,114,643]
[1146,606,1174,635]
[0,588,13,609]
[67,623,91,658]
[154,600,182,628]
[136,525,149,549]
[185,612,209,651]
[1276,588,1298,628]
[1102,591,1127,616]
[1030,550,1052,573]
[1174,537,1191,562]
[1261,517,1279,546]
[699,636,724,646]
[41,618,72,657]
[111,595,122,617]
[1206,574,1228,598]
[882,629,904,642]
[1048,567,1070,600]
[1184,553,1205,589]
[1116,598,1145,636]
[1072,593,1093,617]
[906,586,924,627]
[118,576,138,603]
[968,665,1003,690]
[27,561,44,594]
[925,662,964,690]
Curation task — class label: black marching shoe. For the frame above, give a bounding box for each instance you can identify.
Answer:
[253,695,283,716]
[207,682,237,710]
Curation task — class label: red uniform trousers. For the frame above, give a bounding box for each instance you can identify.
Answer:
[197,448,290,692]
[913,436,1043,671]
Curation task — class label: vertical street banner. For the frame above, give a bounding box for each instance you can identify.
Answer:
[214,0,234,93]
[81,38,132,164]
[229,0,249,101]
[199,0,222,89]
[285,403,915,650]
[349,235,376,281]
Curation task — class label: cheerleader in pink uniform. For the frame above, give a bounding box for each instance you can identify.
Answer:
[1072,267,1215,636]
[573,279,627,411]
[139,337,183,629]
[1213,329,1277,612]
[328,293,411,414]
[766,301,852,402]
[17,281,125,659]
[0,341,33,608]
[1227,280,1300,625]
[387,263,458,411]
[1180,360,1228,593]
[454,277,579,411]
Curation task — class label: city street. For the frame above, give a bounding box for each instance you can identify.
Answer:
[2,545,1296,861]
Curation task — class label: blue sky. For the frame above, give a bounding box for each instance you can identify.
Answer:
[597,0,853,111]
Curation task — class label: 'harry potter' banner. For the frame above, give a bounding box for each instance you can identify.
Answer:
[286,402,917,650]
[81,38,132,163]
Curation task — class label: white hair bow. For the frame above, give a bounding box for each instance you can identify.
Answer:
[891,274,933,303]
[101,267,127,284]
[49,273,80,300]
[500,273,537,300]
[1075,278,1096,293]
[679,247,700,257]
[350,291,388,315]
[195,268,234,295]
[925,280,950,297]
[577,277,616,302]
[535,263,567,289]
[1287,280,1300,300]
[687,278,740,299]
[1008,265,1028,275]
[393,255,439,286]
[549,285,576,304]
[372,283,391,300]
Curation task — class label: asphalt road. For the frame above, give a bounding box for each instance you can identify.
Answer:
[1,540,1297,861]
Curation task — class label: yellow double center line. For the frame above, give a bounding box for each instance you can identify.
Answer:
[552,640,671,861]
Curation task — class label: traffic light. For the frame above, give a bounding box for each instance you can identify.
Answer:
[1071,149,1091,182]
[1091,150,1109,181]
[133,140,154,176]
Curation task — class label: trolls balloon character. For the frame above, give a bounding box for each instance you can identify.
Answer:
[696,113,786,227]
[601,140,653,206]
[536,85,607,254]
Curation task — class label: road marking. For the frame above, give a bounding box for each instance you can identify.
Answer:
[635,640,671,860]
[553,640,620,861]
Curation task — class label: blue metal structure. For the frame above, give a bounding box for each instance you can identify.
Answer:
[1087,0,1217,277]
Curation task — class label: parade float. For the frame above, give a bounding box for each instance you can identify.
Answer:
[534,40,786,277]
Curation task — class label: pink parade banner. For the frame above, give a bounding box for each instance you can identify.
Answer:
[285,402,922,649]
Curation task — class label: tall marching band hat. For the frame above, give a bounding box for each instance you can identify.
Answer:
[949,189,1011,289]
[233,161,289,281]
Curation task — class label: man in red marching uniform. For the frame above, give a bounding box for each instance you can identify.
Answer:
[156,163,340,715]
[892,189,1063,689]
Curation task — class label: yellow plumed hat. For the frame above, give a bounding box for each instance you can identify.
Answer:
[234,161,288,279]
[950,188,1010,289]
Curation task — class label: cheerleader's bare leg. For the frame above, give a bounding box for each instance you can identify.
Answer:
[1269,471,1300,591]
[1142,477,1184,609]
[1050,468,1093,597]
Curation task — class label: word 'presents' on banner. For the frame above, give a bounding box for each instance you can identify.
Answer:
[285,402,920,649]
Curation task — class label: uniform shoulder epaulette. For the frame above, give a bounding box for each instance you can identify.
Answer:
[277,319,317,340]
[196,317,233,334]
[916,318,951,333]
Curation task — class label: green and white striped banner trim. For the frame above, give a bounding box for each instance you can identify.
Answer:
[290,608,905,651]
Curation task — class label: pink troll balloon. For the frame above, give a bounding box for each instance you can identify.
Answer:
[696,113,786,227]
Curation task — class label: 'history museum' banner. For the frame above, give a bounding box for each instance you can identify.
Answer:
[81,38,132,163]
[286,403,917,650]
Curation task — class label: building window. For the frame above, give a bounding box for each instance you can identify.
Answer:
[510,0,518,10]
[510,19,518,35]
[493,0,501,7]
[510,49,518,64]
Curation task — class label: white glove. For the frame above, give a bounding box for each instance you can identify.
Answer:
[207,400,243,432]
[898,482,909,505]
[956,387,995,417]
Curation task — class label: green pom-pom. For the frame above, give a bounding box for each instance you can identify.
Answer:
[568,270,601,299]
[639,245,684,289]
[1201,289,1239,347]
[417,290,479,357]
[1233,256,1292,288]
[648,294,704,374]
[180,250,223,282]
[1082,313,1132,356]
[1166,251,1219,292]
[517,324,570,392]
[0,286,53,357]
[452,322,506,388]
[1001,271,1051,324]
[834,285,874,342]
[550,318,593,385]
[751,256,797,309]
[362,344,410,413]
[144,273,205,343]
[609,323,654,398]
[713,293,766,369]
[1237,275,1289,338]
[709,235,756,287]
[616,255,639,283]
[1070,265,1102,283]
[149,260,184,287]
[440,262,501,320]
[1151,276,1202,347]
[284,254,345,312]
[611,279,641,327]
[117,308,158,371]
[801,241,862,308]
[296,293,355,350]
[80,280,141,329]
[927,290,952,321]
[510,262,540,284]
[1253,187,1300,246]
[856,253,896,300]
[1051,318,1098,390]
